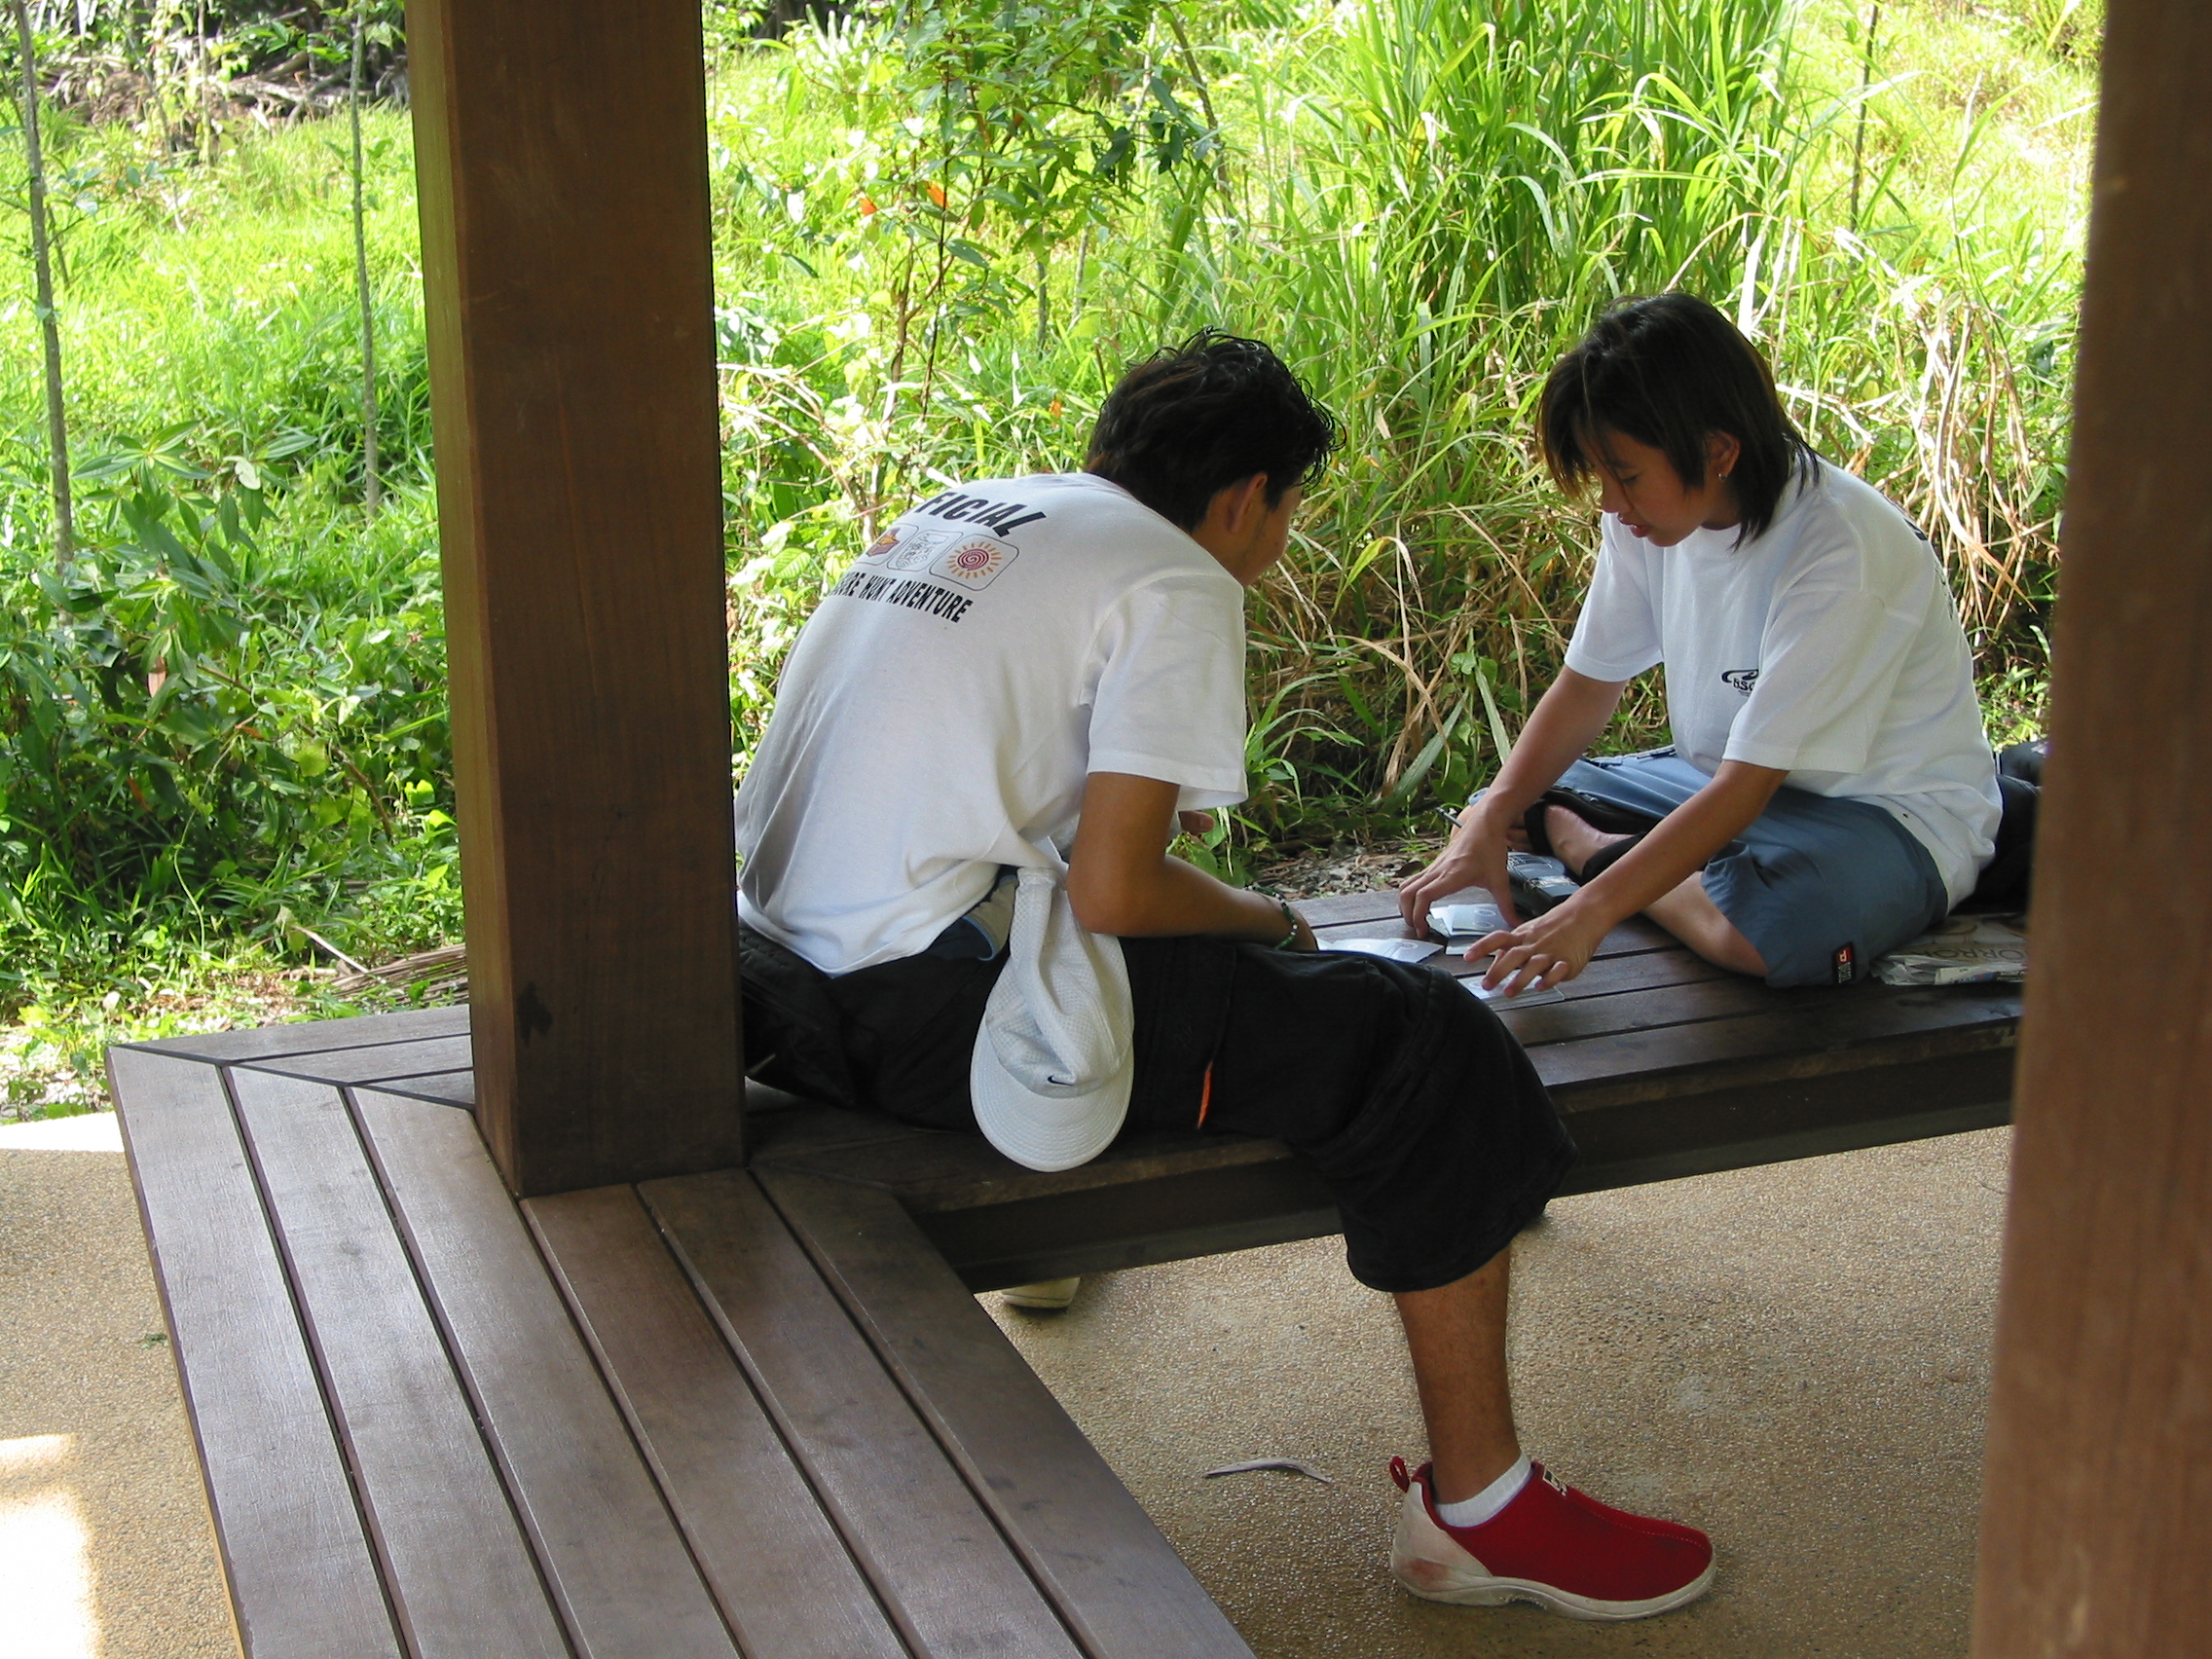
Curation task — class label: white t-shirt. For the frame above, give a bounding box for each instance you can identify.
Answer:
[737,472,1250,974]
[1564,458,2002,905]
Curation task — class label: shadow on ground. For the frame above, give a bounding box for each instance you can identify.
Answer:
[989,1127,2010,1659]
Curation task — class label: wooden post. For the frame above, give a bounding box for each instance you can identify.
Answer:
[407,0,743,1196]
[1971,1,2212,1650]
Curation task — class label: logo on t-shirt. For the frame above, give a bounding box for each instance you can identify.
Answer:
[1721,668,1760,696]
[932,535,1019,590]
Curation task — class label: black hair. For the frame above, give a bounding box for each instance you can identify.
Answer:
[1537,293,1815,544]
[1085,329,1341,531]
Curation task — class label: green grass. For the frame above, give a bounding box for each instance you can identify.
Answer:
[0,0,2092,1115]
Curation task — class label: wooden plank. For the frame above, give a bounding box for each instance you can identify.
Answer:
[524,1185,911,1659]
[913,1047,2010,1285]
[761,1171,1256,1657]
[1972,3,2212,1650]
[1534,985,2022,1093]
[1487,972,1787,1045]
[642,1168,1087,1659]
[411,0,743,1195]
[226,1069,571,1659]
[105,1047,403,1659]
[1291,890,1404,927]
[369,1070,477,1109]
[241,1034,477,1088]
[758,1114,1297,1212]
[349,1090,740,1659]
[1558,1044,2015,1193]
[915,1157,1339,1292]
[125,1004,469,1064]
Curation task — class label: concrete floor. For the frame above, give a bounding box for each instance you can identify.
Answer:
[990,1127,2011,1659]
[0,1113,236,1659]
[1,1114,2008,1659]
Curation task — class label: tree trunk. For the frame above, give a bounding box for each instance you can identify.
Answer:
[350,0,380,518]
[10,0,73,569]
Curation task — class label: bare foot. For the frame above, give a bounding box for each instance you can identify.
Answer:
[1544,805,1633,880]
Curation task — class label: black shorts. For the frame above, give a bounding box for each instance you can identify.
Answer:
[739,930,1574,1294]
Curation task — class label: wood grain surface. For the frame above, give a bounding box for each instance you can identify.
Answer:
[762,1170,1258,1657]
[524,1184,912,1659]
[1971,3,2212,1650]
[107,1048,403,1659]
[351,1091,740,1659]
[410,0,743,1195]
[643,1168,1087,1659]
[240,1034,476,1088]
[125,1004,468,1063]
[227,1069,570,1659]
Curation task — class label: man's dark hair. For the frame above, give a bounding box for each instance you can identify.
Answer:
[1085,330,1341,531]
[1537,293,1815,544]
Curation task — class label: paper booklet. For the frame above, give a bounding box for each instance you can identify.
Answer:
[1320,936,1444,964]
[1871,913,2028,986]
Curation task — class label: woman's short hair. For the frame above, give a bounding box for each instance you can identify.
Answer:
[1538,293,1814,544]
[1086,330,1341,531]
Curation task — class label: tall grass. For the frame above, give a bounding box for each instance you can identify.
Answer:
[711,0,2088,849]
[0,0,2091,1072]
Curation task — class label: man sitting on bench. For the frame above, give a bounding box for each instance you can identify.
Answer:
[735,331,1714,1621]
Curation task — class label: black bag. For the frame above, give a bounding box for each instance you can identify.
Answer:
[1963,739,2046,910]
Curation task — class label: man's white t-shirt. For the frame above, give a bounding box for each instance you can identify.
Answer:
[1563,458,2002,905]
[737,472,1250,974]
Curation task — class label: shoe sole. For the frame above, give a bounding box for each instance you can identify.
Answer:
[1396,1558,1715,1622]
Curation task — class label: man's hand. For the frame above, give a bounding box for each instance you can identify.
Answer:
[1399,794,1521,932]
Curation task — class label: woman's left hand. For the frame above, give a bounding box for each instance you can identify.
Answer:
[1470,900,1611,994]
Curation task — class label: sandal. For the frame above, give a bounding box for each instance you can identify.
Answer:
[1573,832,1646,884]
[1524,789,1660,868]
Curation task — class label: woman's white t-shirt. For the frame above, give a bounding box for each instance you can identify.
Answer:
[737,472,1250,974]
[1563,459,2002,905]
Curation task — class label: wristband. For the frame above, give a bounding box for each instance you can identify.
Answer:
[1272,899,1303,950]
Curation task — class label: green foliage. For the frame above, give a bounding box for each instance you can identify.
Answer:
[707,0,2082,858]
[0,0,2086,1111]
[0,463,449,971]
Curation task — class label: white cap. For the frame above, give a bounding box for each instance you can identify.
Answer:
[970,867,1133,1172]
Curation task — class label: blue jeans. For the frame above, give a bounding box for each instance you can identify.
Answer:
[1557,752,1948,987]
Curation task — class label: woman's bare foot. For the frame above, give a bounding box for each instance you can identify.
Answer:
[1540,808,1768,977]
[1543,805,1634,879]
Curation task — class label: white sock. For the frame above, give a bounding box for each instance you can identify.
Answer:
[1433,1455,1532,1530]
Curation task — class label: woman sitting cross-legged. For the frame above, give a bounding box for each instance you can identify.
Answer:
[1402,293,2002,991]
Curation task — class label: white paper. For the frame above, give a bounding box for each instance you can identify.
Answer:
[1321,936,1444,964]
[1465,978,1567,1007]
[1872,914,2028,986]
[1427,903,1507,940]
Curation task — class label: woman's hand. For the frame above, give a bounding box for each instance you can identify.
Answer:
[1471,899,1610,993]
[1399,795,1522,931]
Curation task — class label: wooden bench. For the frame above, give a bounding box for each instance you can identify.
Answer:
[108,887,2019,1656]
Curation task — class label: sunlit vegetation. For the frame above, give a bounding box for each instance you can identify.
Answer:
[0,0,2093,1112]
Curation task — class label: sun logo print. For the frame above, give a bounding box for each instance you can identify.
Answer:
[932,535,1018,590]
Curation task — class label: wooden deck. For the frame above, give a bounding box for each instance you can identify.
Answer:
[110,888,2019,1656]
[112,1016,1252,1658]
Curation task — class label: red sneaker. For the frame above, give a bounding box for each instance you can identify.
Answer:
[1388,1456,1714,1620]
